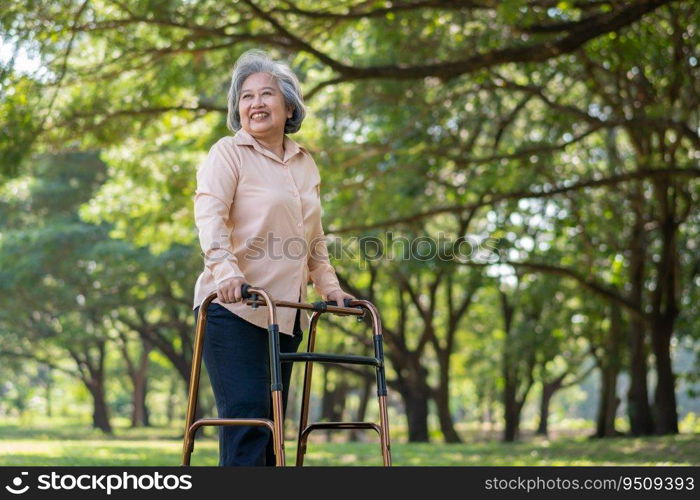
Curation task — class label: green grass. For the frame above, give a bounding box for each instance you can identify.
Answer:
[1,419,698,466]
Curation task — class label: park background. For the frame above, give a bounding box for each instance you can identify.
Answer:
[1,0,699,466]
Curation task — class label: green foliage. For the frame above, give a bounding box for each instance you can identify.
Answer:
[1,0,699,442]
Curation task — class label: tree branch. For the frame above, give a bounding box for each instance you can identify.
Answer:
[330,166,700,233]
[258,0,674,82]
[272,0,492,20]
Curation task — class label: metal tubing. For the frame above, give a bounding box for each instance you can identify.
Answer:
[190,418,274,431]
[271,391,285,466]
[295,311,321,466]
[352,300,392,467]
[249,287,285,466]
[378,395,392,466]
[351,300,383,337]
[245,298,363,317]
[267,324,283,390]
[189,418,275,436]
[296,422,381,466]
[280,352,381,366]
[301,422,381,432]
[247,287,277,326]
[184,418,275,465]
[181,292,217,466]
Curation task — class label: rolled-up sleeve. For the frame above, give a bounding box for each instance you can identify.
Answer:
[194,141,245,285]
[307,184,342,300]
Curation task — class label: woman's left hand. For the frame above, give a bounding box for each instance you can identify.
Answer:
[326,289,355,306]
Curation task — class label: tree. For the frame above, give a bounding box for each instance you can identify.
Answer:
[0,152,116,432]
[2,0,698,441]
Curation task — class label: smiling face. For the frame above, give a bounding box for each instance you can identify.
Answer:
[238,72,292,142]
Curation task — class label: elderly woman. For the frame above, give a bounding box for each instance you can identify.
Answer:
[192,49,353,466]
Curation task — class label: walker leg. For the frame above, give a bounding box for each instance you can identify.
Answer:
[296,312,321,466]
[271,390,286,466]
[267,322,286,466]
[181,304,209,465]
[378,394,392,466]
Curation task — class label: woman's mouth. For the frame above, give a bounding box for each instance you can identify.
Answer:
[251,112,269,120]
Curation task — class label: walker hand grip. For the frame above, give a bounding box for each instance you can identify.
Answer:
[241,283,253,299]
[326,298,355,308]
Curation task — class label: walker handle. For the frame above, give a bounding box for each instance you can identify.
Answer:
[241,283,253,299]
[326,298,356,308]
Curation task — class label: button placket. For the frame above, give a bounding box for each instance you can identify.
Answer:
[285,163,304,231]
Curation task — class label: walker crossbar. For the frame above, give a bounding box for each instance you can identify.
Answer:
[280,352,382,367]
[181,286,391,467]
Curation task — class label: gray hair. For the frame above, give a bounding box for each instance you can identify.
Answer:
[226,49,306,134]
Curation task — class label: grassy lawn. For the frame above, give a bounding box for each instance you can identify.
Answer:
[1,419,698,466]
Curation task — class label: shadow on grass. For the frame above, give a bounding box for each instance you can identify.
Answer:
[1,420,698,466]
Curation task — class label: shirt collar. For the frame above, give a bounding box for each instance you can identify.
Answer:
[233,129,306,164]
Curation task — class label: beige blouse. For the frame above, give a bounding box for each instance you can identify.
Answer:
[192,129,342,335]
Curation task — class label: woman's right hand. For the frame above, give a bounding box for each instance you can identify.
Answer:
[216,276,247,303]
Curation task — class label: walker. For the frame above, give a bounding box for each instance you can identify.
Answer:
[181,285,391,466]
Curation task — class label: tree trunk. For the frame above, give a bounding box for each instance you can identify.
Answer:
[503,373,532,442]
[434,352,461,443]
[627,319,654,435]
[45,377,53,418]
[320,367,334,421]
[131,372,149,427]
[330,381,349,421]
[626,193,655,435]
[536,380,561,437]
[594,303,624,438]
[476,386,485,426]
[88,381,112,434]
[393,355,432,442]
[595,364,621,438]
[401,387,430,442]
[69,343,112,434]
[130,340,152,427]
[320,366,351,440]
[503,388,524,442]
[166,373,178,425]
[650,316,679,434]
[350,376,372,442]
[649,182,680,435]
[485,394,495,431]
[500,290,533,443]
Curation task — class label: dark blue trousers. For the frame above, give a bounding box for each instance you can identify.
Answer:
[194,303,303,466]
